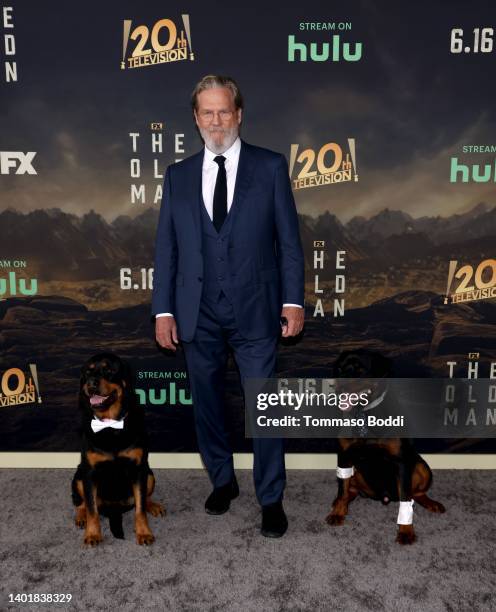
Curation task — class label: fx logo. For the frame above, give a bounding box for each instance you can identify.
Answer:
[0,152,37,175]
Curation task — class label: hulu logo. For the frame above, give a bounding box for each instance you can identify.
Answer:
[135,383,192,406]
[450,157,496,182]
[288,34,362,62]
[0,272,37,296]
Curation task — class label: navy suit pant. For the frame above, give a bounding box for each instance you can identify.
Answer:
[182,289,285,506]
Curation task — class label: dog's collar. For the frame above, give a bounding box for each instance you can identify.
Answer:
[91,414,126,433]
[362,389,387,412]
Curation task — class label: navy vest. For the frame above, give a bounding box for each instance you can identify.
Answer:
[200,196,235,302]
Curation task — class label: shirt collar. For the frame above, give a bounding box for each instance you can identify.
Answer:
[203,136,241,166]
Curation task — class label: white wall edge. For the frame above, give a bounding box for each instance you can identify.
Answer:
[0,452,495,469]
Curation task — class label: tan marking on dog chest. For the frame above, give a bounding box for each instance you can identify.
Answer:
[117,447,144,464]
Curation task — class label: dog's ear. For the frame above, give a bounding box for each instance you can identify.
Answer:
[336,351,352,362]
[333,351,352,376]
[370,353,393,378]
[333,349,394,378]
[79,362,90,389]
[78,388,92,418]
[119,358,135,391]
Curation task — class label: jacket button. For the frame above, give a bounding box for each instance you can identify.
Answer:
[217,275,224,281]
[198,277,203,282]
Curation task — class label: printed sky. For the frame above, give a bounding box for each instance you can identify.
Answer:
[1,0,495,221]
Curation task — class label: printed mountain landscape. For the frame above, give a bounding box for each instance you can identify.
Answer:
[1,203,495,452]
[2,203,495,309]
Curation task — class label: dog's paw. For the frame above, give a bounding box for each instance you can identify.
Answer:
[75,516,86,529]
[146,500,166,517]
[136,532,155,545]
[396,525,416,545]
[429,500,446,514]
[83,532,103,546]
[325,513,345,526]
[414,494,447,514]
[74,508,87,529]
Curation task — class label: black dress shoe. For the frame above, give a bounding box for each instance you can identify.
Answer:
[261,500,288,538]
[205,476,239,515]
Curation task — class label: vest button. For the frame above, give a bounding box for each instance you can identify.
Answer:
[197,277,203,282]
[217,275,224,281]
[217,257,224,262]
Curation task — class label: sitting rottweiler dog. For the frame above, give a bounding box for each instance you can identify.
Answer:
[326,350,445,544]
[71,352,165,546]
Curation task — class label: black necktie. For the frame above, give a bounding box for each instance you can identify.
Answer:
[213,155,227,232]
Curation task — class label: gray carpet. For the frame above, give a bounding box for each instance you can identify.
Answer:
[1,469,495,612]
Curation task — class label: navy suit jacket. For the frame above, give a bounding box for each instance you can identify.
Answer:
[151,139,305,342]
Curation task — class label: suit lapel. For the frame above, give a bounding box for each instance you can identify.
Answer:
[186,149,204,246]
[187,139,257,243]
[228,139,257,229]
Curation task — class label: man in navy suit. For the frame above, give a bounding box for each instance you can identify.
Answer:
[152,75,304,537]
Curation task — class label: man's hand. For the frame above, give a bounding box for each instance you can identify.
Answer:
[280,306,304,337]
[155,316,179,351]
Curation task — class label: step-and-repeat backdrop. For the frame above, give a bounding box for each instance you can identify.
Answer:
[1,1,495,454]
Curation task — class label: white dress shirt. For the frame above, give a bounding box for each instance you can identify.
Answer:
[156,136,302,317]
[201,134,241,220]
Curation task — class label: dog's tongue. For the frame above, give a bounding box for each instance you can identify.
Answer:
[90,394,108,406]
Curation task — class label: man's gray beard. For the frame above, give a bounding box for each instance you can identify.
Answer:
[199,125,239,154]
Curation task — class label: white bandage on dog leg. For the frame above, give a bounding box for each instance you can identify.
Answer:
[336,466,354,479]
[397,500,414,525]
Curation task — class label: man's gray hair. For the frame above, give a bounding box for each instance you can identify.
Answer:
[191,75,244,112]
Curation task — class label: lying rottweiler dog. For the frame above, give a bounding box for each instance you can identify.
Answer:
[71,352,165,546]
[326,349,445,544]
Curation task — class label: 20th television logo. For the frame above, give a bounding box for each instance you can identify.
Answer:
[121,15,194,70]
[445,258,496,304]
[289,139,358,190]
[0,365,42,407]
